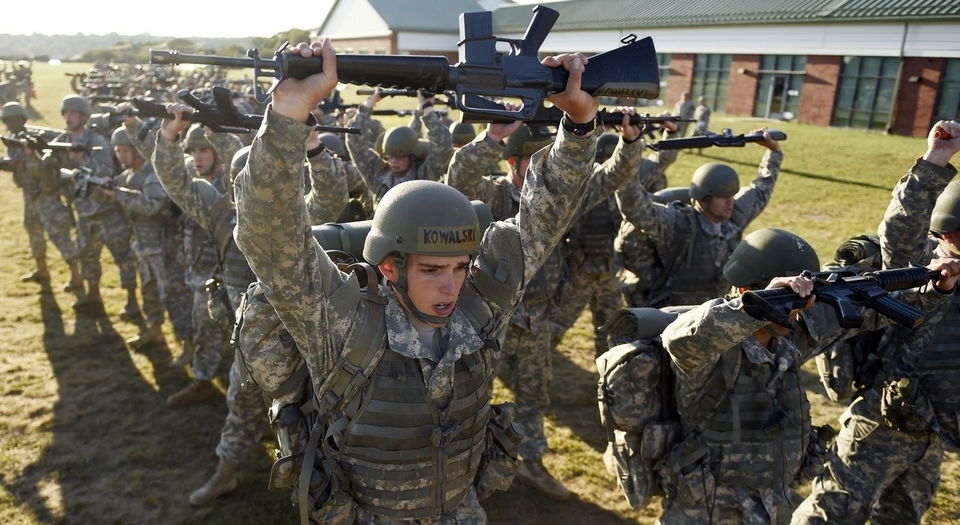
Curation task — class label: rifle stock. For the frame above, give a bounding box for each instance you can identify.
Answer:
[150,6,659,120]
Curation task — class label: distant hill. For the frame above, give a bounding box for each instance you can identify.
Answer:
[0,33,254,61]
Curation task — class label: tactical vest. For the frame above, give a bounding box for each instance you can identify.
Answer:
[221,239,255,295]
[373,165,424,204]
[125,169,166,254]
[182,215,220,289]
[659,210,735,306]
[339,349,490,520]
[566,195,619,261]
[916,297,960,445]
[665,344,809,502]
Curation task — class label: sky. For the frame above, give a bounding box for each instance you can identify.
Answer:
[0,0,546,39]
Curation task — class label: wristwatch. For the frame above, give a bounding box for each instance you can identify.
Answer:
[561,113,598,137]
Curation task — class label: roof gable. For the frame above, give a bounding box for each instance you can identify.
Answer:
[368,0,488,33]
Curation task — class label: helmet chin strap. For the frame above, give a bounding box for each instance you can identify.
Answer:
[389,254,453,326]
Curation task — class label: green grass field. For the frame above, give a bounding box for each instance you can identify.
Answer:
[1,61,958,524]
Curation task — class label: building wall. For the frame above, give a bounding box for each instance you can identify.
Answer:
[726,55,761,116]
[891,57,944,136]
[666,54,694,107]
[331,36,395,54]
[798,55,842,126]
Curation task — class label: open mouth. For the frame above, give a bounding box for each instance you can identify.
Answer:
[434,303,453,316]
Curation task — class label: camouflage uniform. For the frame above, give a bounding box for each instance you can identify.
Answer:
[673,98,694,136]
[659,283,950,525]
[446,129,643,461]
[204,131,243,201]
[792,158,960,525]
[42,128,136,289]
[345,105,453,206]
[14,144,81,264]
[616,149,781,308]
[112,160,193,341]
[306,150,353,224]
[234,107,597,523]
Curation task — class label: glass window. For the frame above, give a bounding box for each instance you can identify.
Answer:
[657,53,671,105]
[934,58,960,122]
[832,55,900,130]
[692,54,731,112]
[752,55,807,118]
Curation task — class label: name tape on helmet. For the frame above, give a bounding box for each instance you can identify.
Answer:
[419,226,479,253]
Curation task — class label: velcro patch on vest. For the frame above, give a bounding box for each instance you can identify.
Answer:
[418,226,479,253]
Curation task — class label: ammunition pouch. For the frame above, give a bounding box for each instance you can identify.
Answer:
[474,402,522,501]
[792,424,838,488]
[880,376,933,433]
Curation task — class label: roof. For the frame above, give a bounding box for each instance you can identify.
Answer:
[367,0,488,32]
[492,0,960,31]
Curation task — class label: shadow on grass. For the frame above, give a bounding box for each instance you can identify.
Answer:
[487,481,641,524]
[695,152,891,192]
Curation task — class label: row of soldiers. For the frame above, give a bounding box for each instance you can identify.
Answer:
[3,39,960,525]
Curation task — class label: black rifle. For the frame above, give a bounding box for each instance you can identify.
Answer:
[647,128,787,151]
[61,166,113,199]
[150,5,660,119]
[132,87,360,135]
[0,157,23,172]
[355,88,458,108]
[2,134,103,154]
[742,266,940,330]
[461,97,695,136]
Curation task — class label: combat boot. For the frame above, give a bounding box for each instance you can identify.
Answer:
[602,443,616,476]
[170,339,195,368]
[516,458,570,501]
[189,459,238,506]
[166,379,215,408]
[126,322,164,349]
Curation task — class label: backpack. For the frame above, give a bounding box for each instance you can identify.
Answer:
[596,305,695,510]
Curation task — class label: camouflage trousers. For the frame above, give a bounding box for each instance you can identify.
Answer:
[77,208,137,288]
[216,358,268,465]
[790,391,942,525]
[191,289,227,381]
[25,192,80,262]
[498,314,552,460]
[658,482,784,525]
[136,249,194,342]
[550,265,623,358]
[351,485,486,525]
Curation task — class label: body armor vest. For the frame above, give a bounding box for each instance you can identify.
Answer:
[373,164,424,204]
[916,297,960,445]
[338,349,490,520]
[566,195,619,261]
[658,210,735,306]
[680,345,810,494]
[125,168,168,255]
[222,238,255,294]
[182,215,220,289]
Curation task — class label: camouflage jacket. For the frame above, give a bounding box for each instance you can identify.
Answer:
[306,150,350,225]
[113,161,174,256]
[234,106,596,522]
[205,131,244,200]
[42,127,118,218]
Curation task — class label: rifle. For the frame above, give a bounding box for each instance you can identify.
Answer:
[150,5,660,119]
[61,166,113,199]
[355,87,458,108]
[0,157,23,172]
[647,128,787,151]
[2,134,104,154]
[132,87,360,135]
[742,266,941,330]
[461,97,695,136]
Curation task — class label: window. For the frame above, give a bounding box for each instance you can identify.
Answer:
[692,54,731,112]
[753,55,806,119]
[831,56,900,130]
[657,53,671,106]
[933,58,960,122]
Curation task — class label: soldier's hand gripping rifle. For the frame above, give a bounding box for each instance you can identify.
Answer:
[460,96,693,136]
[132,86,360,136]
[60,166,113,199]
[647,128,787,151]
[150,5,660,119]
[741,266,942,330]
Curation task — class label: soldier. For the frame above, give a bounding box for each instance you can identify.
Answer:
[446,107,645,500]
[673,91,694,136]
[312,132,373,221]
[2,101,83,288]
[450,122,477,148]
[99,127,193,351]
[234,38,600,523]
[345,88,454,206]
[693,96,711,136]
[39,95,137,312]
[658,228,960,525]
[616,132,781,307]
[792,121,960,525]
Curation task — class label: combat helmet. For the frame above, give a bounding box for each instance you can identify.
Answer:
[1,101,28,121]
[381,126,419,158]
[689,163,740,200]
[318,133,347,159]
[111,127,133,147]
[449,122,477,146]
[60,95,92,118]
[363,180,480,325]
[930,180,960,235]
[595,132,619,162]
[184,123,212,151]
[723,228,820,289]
[501,124,553,160]
[231,146,251,179]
